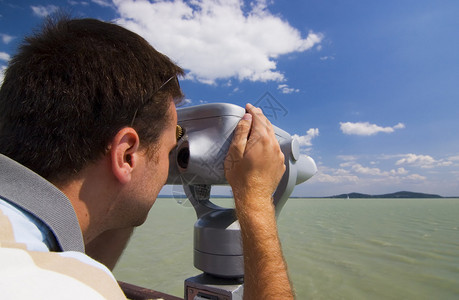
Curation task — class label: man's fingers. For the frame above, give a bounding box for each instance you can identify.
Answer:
[227,112,253,160]
[246,103,273,136]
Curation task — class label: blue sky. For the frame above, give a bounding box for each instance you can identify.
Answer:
[1,0,458,197]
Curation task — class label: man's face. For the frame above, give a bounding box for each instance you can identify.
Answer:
[147,99,178,190]
[118,98,177,227]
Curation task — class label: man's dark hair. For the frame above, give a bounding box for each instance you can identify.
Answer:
[0,17,184,183]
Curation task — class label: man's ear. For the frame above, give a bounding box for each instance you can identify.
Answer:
[109,127,140,184]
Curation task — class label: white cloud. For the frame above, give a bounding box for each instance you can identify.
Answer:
[390,167,408,175]
[338,160,426,180]
[393,123,405,129]
[69,1,90,6]
[91,0,114,7]
[337,155,358,162]
[396,154,435,166]
[311,167,359,183]
[313,172,359,184]
[405,174,427,181]
[340,121,405,136]
[0,52,10,85]
[0,52,10,61]
[277,84,299,94]
[181,98,192,106]
[351,163,386,176]
[292,128,319,147]
[320,55,334,61]
[31,5,59,17]
[0,65,7,86]
[395,153,452,169]
[333,168,351,176]
[339,161,353,168]
[0,33,14,44]
[113,0,322,84]
[306,153,457,196]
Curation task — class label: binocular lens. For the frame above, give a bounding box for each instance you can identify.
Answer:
[177,147,190,169]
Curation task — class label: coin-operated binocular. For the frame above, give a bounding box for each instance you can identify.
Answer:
[166,103,317,299]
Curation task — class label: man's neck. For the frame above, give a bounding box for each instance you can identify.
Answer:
[55,160,117,245]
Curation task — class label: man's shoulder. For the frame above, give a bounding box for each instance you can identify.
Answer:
[0,154,84,252]
[0,247,126,299]
[0,200,126,299]
[0,198,58,251]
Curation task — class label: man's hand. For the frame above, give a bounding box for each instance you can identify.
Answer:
[224,103,286,211]
[224,103,294,299]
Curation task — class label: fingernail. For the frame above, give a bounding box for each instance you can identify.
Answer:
[242,113,252,120]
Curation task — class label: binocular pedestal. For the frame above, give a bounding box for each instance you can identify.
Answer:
[185,274,243,300]
[183,184,244,300]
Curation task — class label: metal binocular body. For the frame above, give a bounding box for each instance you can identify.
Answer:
[167,103,317,278]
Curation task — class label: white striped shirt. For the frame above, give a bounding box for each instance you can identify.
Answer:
[0,199,126,299]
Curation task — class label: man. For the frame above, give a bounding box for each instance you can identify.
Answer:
[0,17,293,299]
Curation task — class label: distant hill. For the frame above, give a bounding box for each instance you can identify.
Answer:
[329,191,443,199]
[158,191,448,199]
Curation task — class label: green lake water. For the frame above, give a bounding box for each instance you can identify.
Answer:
[114,198,459,299]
